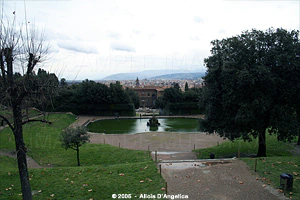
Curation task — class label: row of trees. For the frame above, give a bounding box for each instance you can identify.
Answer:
[50,80,139,115]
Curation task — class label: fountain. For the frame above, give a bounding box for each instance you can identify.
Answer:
[147,115,160,127]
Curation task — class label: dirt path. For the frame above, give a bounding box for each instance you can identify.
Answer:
[0,150,42,169]
[159,159,288,200]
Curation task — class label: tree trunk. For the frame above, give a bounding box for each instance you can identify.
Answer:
[13,104,32,200]
[257,130,267,157]
[297,134,300,146]
[76,148,80,166]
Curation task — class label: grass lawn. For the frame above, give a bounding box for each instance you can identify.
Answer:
[0,157,164,200]
[0,113,165,199]
[243,157,300,200]
[194,134,294,159]
[194,133,299,199]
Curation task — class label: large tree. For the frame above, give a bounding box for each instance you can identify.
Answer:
[201,28,300,157]
[0,12,49,199]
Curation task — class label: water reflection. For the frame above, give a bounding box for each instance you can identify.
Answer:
[87,118,199,134]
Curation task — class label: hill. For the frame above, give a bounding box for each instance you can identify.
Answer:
[150,72,204,80]
[102,70,205,80]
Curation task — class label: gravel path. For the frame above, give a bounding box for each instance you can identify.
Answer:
[159,159,288,200]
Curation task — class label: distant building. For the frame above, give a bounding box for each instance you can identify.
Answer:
[134,87,157,108]
[132,77,165,108]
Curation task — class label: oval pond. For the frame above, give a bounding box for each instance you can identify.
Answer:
[87,118,200,134]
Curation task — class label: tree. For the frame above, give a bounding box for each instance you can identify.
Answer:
[109,81,130,104]
[183,90,199,102]
[200,28,300,157]
[60,126,90,166]
[125,88,140,109]
[173,82,181,91]
[163,84,183,103]
[60,78,67,87]
[33,69,59,113]
[0,11,50,199]
[184,82,189,92]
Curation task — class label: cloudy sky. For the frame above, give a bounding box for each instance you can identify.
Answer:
[2,0,299,80]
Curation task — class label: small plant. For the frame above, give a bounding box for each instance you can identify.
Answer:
[60,126,90,166]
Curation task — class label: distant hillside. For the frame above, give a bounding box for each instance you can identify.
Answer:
[102,70,205,80]
[150,72,204,80]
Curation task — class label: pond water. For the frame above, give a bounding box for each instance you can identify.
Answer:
[87,118,200,134]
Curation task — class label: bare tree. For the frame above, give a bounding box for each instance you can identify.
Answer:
[0,9,50,200]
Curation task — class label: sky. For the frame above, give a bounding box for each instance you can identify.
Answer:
[2,0,300,80]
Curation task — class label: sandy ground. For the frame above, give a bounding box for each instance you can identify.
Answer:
[89,131,225,152]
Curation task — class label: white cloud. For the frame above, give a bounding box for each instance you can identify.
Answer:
[193,16,205,24]
[57,40,98,54]
[110,42,136,52]
[107,31,121,40]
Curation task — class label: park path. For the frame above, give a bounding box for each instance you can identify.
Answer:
[0,150,42,169]
[157,158,288,200]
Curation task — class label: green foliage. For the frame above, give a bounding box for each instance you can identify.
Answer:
[183,89,199,102]
[125,88,140,109]
[163,87,183,103]
[155,83,203,115]
[201,28,300,156]
[60,126,90,151]
[49,80,136,115]
[184,82,189,92]
[60,126,90,166]
[164,102,201,115]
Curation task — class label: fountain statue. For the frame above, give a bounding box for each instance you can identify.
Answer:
[147,115,160,127]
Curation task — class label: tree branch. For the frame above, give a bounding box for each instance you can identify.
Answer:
[0,114,14,131]
[21,119,52,126]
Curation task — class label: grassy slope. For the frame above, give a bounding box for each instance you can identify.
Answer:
[0,113,164,200]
